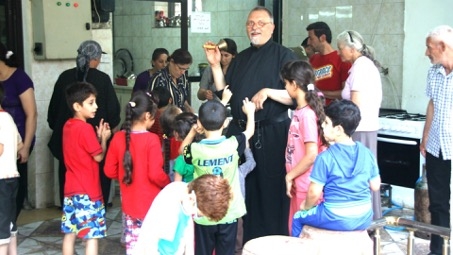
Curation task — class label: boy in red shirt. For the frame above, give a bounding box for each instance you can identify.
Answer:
[61,82,112,255]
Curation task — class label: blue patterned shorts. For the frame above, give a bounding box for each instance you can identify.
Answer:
[61,194,107,239]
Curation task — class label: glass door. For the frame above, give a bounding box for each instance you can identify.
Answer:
[0,0,24,67]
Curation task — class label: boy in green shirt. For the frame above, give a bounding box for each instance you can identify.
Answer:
[182,97,255,255]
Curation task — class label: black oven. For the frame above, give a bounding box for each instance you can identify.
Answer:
[377,134,422,188]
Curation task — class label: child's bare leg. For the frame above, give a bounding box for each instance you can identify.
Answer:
[0,243,8,255]
[62,233,76,255]
[7,234,17,255]
[85,238,98,255]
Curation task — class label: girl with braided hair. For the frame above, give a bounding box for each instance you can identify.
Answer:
[105,90,170,254]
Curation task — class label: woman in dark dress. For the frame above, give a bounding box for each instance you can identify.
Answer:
[0,43,37,218]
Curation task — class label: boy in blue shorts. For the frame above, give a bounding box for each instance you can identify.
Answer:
[181,98,255,255]
[61,82,112,255]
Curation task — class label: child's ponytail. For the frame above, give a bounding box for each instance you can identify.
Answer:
[122,101,134,185]
[305,85,328,146]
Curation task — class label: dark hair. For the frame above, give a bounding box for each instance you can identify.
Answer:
[169,48,192,65]
[172,112,198,140]
[0,83,4,104]
[306,21,332,44]
[301,37,309,47]
[151,48,169,61]
[280,60,327,146]
[65,82,97,115]
[159,104,182,174]
[172,112,198,139]
[324,99,361,137]
[152,86,171,108]
[0,43,19,67]
[122,90,158,185]
[222,38,238,56]
[198,100,227,131]
[249,6,274,21]
[187,174,232,222]
[160,104,182,138]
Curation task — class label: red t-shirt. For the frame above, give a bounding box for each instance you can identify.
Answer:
[104,130,170,219]
[310,51,351,105]
[170,138,182,160]
[63,118,103,201]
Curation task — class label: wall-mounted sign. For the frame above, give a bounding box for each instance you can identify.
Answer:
[191,12,211,33]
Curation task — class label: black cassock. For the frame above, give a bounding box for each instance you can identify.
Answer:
[225,39,298,243]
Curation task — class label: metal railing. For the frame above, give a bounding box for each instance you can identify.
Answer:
[368,216,450,255]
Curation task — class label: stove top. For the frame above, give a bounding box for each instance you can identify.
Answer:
[379,108,407,117]
[378,109,425,139]
[382,113,426,121]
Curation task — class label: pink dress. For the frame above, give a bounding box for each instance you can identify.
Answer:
[285,106,325,234]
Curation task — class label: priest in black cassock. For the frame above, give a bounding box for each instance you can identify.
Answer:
[204,6,298,245]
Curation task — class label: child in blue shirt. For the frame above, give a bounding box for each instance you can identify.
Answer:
[292,100,381,237]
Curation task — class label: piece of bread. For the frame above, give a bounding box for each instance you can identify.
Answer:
[203,44,216,50]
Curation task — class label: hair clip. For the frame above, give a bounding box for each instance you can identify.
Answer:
[129,101,136,107]
[5,51,13,59]
[307,83,315,91]
[146,91,159,104]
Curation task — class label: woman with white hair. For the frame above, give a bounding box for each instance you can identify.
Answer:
[336,30,383,219]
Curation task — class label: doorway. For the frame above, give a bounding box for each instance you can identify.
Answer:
[0,0,24,67]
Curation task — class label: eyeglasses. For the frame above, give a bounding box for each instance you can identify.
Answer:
[246,20,272,28]
[175,63,190,72]
[347,31,354,43]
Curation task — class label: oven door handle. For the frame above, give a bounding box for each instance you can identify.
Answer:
[377,137,418,146]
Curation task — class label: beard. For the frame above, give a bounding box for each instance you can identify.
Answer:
[250,36,260,46]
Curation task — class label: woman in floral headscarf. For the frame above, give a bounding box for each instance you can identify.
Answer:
[47,40,121,209]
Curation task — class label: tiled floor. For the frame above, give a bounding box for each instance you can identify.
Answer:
[17,200,125,255]
[380,229,430,255]
[16,201,431,255]
[377,206,431,255]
